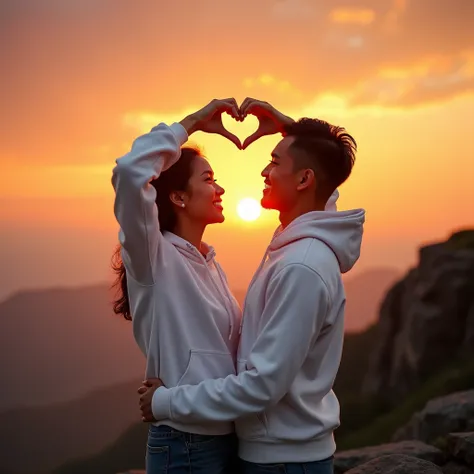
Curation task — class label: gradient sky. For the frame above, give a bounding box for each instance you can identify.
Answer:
[1,0,473,301]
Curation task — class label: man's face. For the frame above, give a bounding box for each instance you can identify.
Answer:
[260,136,300,212]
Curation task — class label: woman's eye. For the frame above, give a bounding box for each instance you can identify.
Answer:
[269,160,278,165]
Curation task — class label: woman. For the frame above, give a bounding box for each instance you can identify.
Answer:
[111,98,243,474]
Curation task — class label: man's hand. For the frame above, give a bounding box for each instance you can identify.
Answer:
[137,377,163,422]
[180,98,242,149]
[239,98,294,150]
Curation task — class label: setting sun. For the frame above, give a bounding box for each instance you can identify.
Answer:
[237,198,262,222]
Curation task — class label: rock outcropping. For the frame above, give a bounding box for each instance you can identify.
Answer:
[345,454,443,473]
[362,230,474,403]
[335,432,474,473]
[336,392,474,473]
[334,440,444,473]
[447,433,474,470]
[393,391,474,443]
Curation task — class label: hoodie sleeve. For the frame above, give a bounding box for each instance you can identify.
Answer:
[111,123,188,285]
[151,264,330,422]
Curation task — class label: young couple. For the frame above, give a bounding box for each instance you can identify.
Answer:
[111,97,365,474]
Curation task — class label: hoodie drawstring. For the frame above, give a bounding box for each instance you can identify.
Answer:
[214,265,238,341]
[196,249,236,341]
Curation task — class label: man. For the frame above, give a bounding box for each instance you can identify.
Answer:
[139,98,365,473]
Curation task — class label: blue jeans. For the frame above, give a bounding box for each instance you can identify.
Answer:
[146,424,238,474]
[240,457,334,474]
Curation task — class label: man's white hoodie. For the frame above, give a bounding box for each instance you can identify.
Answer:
[151,202,365,463]
[112,122,241,435]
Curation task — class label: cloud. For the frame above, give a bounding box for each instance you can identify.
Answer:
[238,75,305,111]
[272,0,315,20]
[1,0,474,166]
[349,52,474,106]
[243,74,303,98]
[347,36,366,49]
[383,0,408,32]
[330,7,376,26]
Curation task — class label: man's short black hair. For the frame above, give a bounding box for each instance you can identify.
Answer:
[283,118,357,202]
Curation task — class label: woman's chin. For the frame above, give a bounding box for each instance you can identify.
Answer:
[207,211,225,224]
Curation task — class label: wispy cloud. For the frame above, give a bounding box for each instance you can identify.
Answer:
[271,0,315,20]
[384,0,408,32]
[1,0,474,166]
[329,7,376,26]
[349,51,474,106]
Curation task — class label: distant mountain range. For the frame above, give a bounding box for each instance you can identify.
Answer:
[342,267,401,332]
[0,380,141,474]
[0,267,400,474]
[0,268,398,413]
[0,284,144,412]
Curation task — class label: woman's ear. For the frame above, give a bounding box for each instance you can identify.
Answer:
[169,191,186,208]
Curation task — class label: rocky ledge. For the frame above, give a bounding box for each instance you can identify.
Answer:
[335,391,474,473]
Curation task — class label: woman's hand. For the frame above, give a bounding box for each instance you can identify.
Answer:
[180,98,242,149]
[137,377,163,422]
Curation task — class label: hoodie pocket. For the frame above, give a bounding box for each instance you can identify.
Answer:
[234,359,267,439]
[177,349,235,387]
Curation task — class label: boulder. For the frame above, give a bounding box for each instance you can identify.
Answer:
[447,432,474,468]
[393,391,474,443]
[344,454,442,473]
[362,230,474,404]
[442,461,474,474]
[335,440,444,473]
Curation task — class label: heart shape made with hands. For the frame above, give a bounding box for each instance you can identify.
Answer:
[194,98,288,150]
[221,113,260,150]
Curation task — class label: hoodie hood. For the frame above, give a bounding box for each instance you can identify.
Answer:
[269,208,365,273]
[164,231,216,263]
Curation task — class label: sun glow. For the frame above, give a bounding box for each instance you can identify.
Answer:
[237,198,261,222]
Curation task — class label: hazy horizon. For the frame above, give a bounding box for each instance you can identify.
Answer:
[0,217,463,303]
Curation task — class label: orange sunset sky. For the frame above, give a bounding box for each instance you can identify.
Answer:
[1,0,473,301]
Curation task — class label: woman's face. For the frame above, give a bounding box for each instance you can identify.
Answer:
[181,156,226,225]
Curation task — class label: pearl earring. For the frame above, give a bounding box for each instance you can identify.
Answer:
[181,203,185,208]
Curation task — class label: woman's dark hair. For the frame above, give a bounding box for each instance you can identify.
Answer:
[111,147,201,320]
